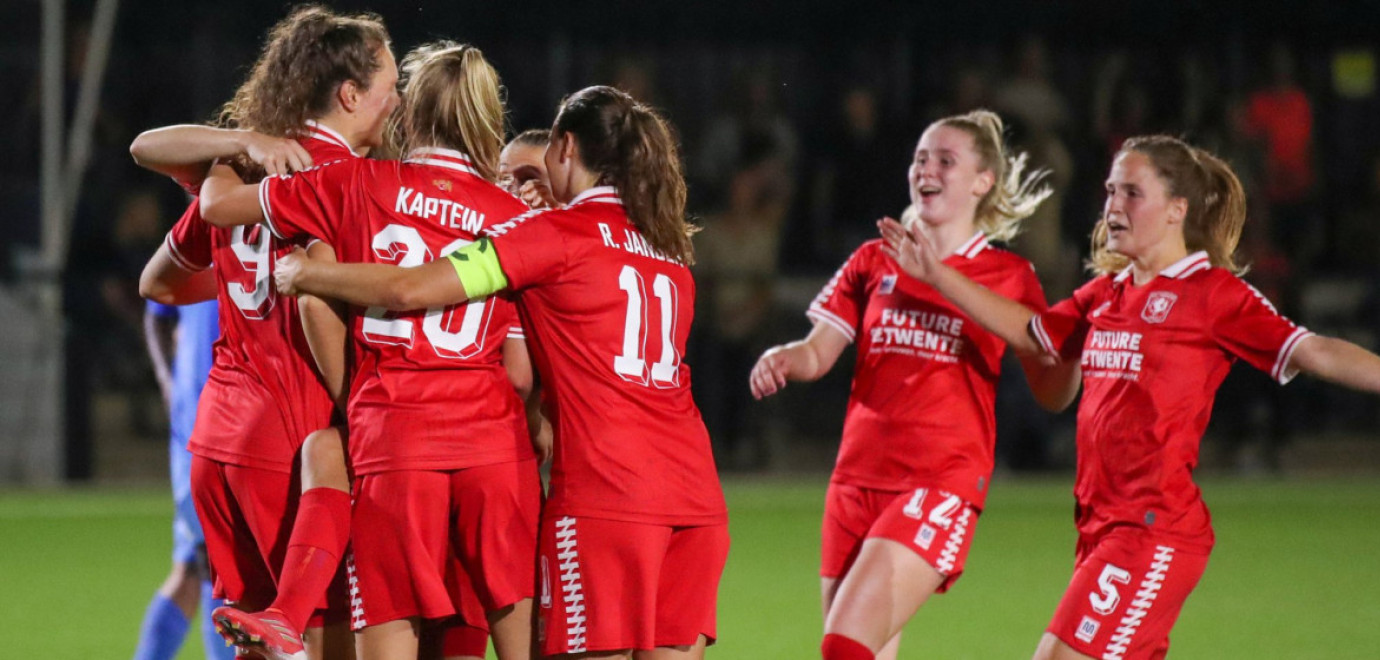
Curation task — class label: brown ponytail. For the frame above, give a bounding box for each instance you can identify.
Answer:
[553,86,697,264]
[1088,135,1248,275]
[395,42,506,182]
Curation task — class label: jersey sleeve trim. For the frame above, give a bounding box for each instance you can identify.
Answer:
[258,179,284,239]
[506,325,525,340]
[806,306,855,343]
[1029,316,1057,355]
[1272,327,1314,384]
[164,232,210,271]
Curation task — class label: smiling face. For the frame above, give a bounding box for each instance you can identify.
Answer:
[1101,149,1187,260]
[908,124,994,228]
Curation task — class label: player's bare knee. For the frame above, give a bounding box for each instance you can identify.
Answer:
[301,427,348,492]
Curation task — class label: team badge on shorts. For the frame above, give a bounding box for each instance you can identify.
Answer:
[914,524,937,550]
[1141,291,1177,323]
[1075,615,1100,643]
[880,274,897,295]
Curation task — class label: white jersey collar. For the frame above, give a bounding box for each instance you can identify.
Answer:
[569,185,623,206]
[951,231,989,259]
[303,120,358,156]
[1114,250,1212,283]
[404,147,479,176]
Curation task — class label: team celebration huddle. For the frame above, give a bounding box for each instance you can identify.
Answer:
[129,5,1380,660]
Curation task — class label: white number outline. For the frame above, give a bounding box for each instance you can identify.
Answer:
[226,225,275,320]
[613,265,681,388]
[1089,563,1132,615]
[360,224,493,359]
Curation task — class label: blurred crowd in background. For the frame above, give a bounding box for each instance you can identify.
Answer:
[3,0,1380,479]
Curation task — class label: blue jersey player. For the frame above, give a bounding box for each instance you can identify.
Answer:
[134,298,234,660]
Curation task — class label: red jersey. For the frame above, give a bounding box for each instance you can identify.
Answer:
[1030,251,1313,551]
[809,235,1046,508]
[486,186,727,526]
[171,123,353,471]
[260,147,533,475]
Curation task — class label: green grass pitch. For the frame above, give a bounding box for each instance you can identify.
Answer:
[3,477,1378,658]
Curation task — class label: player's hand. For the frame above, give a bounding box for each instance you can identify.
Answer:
[749,346,790,400]
[878,216,942,283]
[531,415,553,465]
[243,132,313,177]
[274,247,310,296]
[518,179,557,210]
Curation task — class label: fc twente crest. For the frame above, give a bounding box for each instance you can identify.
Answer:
[1141,291,1177,324]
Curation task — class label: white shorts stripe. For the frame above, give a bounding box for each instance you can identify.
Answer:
[554,516,587,653]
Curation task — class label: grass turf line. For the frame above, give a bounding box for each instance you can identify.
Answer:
[2,478,1377,658]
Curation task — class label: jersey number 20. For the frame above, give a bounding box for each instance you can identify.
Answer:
[361,224,493,359]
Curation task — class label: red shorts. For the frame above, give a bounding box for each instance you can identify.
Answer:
[822,483,979,592]
[536,516,729,656]
[346,459,541,630]
[1047,529,1210,660]
[190,456,297,608]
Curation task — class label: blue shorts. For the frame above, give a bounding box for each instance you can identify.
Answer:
[170,433,205,564]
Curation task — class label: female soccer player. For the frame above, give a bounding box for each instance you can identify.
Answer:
[198,43,542,660]
[879,134,1380,659]
[271,85,730,660]
[749,110,1076,660]
[499,128,556,210]
[134,7,397,660]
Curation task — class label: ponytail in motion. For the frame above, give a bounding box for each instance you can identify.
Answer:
[1088,135,1248,275]
[930,109,1052,242]
[553,86,697,264]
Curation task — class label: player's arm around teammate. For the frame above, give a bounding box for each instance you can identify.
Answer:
[206,43,547,660]
[280,85,728,660]
[751,111,1073,660]
[135,8,398,660]
[883,135,1380,660]
[131,124,312,184]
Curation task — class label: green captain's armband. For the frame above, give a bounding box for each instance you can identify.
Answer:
[446,236,509,299]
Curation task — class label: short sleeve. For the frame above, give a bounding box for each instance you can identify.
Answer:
[1014,261,1050,313]
[1210,275,1313,384]
[1031,277,1106,359]
[258,160,355,244]
[165,199,213,272]
[806,247,869,343]
[487,210,569,291]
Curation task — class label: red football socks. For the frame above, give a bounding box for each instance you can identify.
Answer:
[271,487,352,632]
[821,633,875,660]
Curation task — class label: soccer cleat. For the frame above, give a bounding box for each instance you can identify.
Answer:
[212,607,306,660]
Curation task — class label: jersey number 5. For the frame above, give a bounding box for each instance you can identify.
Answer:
[361,224,492,359]
[614,265,681,388]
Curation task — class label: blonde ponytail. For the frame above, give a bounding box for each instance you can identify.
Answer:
[396,42,506,181]
[933,109,1053,243]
